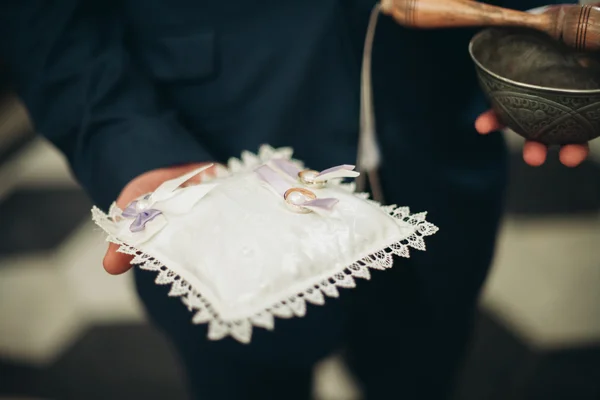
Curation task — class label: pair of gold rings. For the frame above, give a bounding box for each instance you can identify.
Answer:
[282,169,330,213]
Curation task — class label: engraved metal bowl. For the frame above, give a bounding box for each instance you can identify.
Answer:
[469,27,600,145]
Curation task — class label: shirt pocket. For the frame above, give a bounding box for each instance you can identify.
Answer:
[137,31,217,82]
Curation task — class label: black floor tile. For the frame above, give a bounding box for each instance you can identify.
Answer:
[0,188,92,257]
[0,359,46,397]
[519,346,600,400]
[48,323,189,400]
[455,310,600,400]
[0,94,35,165]
[454,311,529,400]
[2,316,600,400]
[505,150,600,216]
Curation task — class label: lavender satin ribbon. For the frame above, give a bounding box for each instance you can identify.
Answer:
[296,197,339,210]
[255,165,289,197]
[316,165,359,180]
[255,165,339,212]
[271,159,359,182]
[122,200,163,233]
[271,158,302,180]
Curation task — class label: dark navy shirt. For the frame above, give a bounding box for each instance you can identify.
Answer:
[0,0,568,210]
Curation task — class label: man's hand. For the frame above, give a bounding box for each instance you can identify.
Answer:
[475,109,590,167]
[103,163,216,275]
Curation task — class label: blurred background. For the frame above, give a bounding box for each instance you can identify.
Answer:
[1,2,600,400]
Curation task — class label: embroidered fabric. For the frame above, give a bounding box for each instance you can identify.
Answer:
[92,145,438,343]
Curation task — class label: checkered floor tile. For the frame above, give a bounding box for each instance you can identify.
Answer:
[0,137,599,399]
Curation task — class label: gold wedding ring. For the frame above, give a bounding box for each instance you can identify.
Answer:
[283,187,317,214]
[298,169,326,188]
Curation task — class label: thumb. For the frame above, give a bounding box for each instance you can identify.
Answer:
[103,242,134,275]
[102,162,218,275]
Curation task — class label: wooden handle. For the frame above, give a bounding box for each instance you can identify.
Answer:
[551,4,600,52]
[379,0,600,52]
[379,0,548,30]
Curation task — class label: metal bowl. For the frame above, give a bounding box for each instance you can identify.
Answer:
[469,27,600,145]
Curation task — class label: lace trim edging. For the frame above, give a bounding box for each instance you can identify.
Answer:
[92,202,438,344]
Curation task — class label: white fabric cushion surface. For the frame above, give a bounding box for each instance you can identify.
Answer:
[92,145,438,343]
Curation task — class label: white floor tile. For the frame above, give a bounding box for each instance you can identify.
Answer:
[481,215,600,350]
[0,221,144,365]
[0,257,85,366]
[0,138,76,201]
[313,355,362,400]
[55,221,145,324]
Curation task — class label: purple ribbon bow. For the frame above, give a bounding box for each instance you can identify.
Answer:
[122,197,163,233]
[118,164,216,233]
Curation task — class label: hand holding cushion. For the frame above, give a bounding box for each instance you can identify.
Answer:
[103,163,218,275]
[92,146,438,343]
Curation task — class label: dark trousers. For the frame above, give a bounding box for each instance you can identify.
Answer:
[135,248,493,400]
[136,255,473,400]
[134,156,506,399]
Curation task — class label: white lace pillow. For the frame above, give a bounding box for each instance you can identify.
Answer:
[92,145,438,343]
